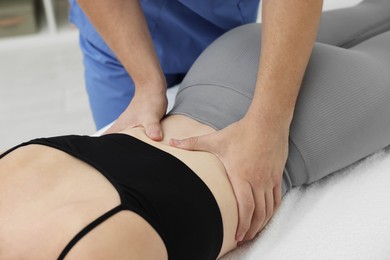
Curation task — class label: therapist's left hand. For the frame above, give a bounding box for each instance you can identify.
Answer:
[105,89,167,140]
[169,113,288,243]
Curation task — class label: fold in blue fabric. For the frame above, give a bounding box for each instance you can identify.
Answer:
[68,0,259,73]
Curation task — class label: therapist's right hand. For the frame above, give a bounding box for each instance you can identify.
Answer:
[104,88,167,141]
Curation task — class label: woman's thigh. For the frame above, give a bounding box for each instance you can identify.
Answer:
[0,145,167,259]
[286,31,390,187]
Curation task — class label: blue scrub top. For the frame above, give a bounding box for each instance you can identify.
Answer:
[68,0,260,74]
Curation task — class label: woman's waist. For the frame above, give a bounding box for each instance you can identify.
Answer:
[120,127,239,254]
[120,126,228,186]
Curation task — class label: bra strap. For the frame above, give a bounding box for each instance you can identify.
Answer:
[58,204,124,259]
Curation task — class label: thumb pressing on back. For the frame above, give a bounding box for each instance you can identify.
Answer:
[145,121,163,141]
[169,135,213,152]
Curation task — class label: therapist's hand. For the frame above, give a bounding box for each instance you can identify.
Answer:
[104,88,167,140]
[169,113,288,243]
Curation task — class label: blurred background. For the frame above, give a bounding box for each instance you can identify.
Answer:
[0,0,94,151]
[0,0,362,150]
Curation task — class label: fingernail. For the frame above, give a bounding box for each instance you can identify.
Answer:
[236,234,244,242]
[154,132,163,139]
[170,139,181,145]
[148,130,161,140]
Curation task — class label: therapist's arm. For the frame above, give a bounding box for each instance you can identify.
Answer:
[171,0,323,243]
[76,0,167,139]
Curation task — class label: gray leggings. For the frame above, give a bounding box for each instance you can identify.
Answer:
[169,0,390,196]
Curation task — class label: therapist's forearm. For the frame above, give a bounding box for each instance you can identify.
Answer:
[247,0,323,129]
[76,0,166,92]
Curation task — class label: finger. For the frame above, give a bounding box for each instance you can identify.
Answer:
[103,123,121,135]
[234,180,255,242]
[145,122,163,141]
[103,127,114,135]
[261,189,275,230]
[169,134,213,152]
[103,118,133,135]
[273,183,282,212]
[242,188,266,241]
